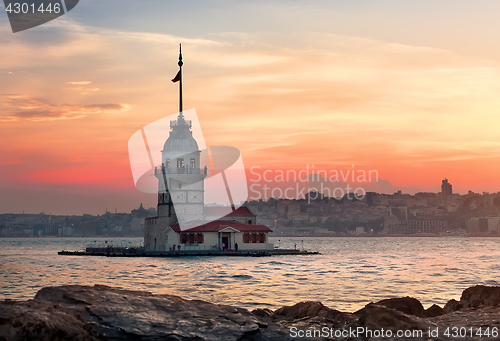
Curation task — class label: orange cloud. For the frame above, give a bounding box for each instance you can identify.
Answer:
[0,94,131,122]
[2,21,500,202]
[66,81,92,85]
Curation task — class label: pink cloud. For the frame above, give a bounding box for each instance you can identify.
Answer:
[0,94,131,122]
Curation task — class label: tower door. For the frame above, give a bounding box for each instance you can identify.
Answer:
[221,232,231,250]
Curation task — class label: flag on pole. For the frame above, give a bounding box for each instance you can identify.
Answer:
[172,71,181,83]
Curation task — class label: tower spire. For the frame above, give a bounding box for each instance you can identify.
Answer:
[178,44,183,118]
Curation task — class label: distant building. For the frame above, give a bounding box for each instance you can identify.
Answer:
[131,203,151,218]
[383,215,447,235]
[466,217,489,234]
[488,217,500,233]
[403,220,447,234]
[355,226,365,235]
[466,217,500,234]
[441,178,453,200]
[383,210,400,234]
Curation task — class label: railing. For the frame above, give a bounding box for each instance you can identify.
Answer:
[155,166,207,175]
[175,244,209,251]
[170,120,192,128]
[84,242,144,254]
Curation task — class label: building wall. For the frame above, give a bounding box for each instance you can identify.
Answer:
[383,216,400,234]
[130,218,144,231]
[234,232,274,250]
[466,218,480,233]
[384,219,447,235]
[144,217,169,251]
[466,217,489,234]
[404,220,447,234]
[167,177,205,224]
[488,217,500,233]
[161,230,273,251]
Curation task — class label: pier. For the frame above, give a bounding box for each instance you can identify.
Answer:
[58,247,319,258]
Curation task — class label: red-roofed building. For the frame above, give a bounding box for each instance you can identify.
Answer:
[164,219,272,251]
[204,206,256,225]
[145,208,274,252]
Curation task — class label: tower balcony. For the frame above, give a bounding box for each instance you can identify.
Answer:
[170,120,192,128]
[155,166,207,176]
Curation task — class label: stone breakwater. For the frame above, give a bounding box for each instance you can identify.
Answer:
[1,284,500,340]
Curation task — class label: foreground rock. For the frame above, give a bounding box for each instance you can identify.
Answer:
[2,285,500,340]
[444,284,500,313]
[0,285,291,341]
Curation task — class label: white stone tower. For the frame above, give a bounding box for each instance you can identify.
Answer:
[155,44,207,227]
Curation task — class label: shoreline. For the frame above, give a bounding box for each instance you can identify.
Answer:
[2,284,500,340]
[3,233,500,239]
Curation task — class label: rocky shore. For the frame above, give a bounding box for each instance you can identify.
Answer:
[1,284,500,340]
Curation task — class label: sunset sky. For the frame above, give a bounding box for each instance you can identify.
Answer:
[2,0,500,214]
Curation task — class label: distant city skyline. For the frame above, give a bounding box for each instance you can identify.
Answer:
[2,177,499,216]
[3,182,500,238]
[2,1,500,214]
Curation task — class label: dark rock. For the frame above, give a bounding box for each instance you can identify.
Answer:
[0,285,292,341]
[430,305,500,336]
[273,301,340,320]
[270,301,356,331]
[356,296,427,317]
[252,308,273,318]
[443,298,461,314]
[460,285,500,308]
[425,304,444,317]
[441,285,500,315]
[350,303,432,335]
[0,300,98,341]
[6,284,500,341]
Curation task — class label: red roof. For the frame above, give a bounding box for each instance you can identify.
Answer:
[169,220,271,233]
[204,206,255,217]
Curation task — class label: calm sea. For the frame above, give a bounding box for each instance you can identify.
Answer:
[1,237,499,312]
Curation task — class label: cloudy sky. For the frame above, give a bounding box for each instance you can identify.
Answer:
[2,0,500,214]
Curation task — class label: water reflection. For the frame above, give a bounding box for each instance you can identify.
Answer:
[1,237,500,311]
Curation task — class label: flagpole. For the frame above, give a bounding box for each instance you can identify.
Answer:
[178,44,183,117]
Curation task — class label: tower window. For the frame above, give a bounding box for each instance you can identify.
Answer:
[166,159,170,168]
[177,159,184,168]
[190,158,195,168]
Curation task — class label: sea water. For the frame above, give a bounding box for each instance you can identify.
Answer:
[1,236,499,312]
